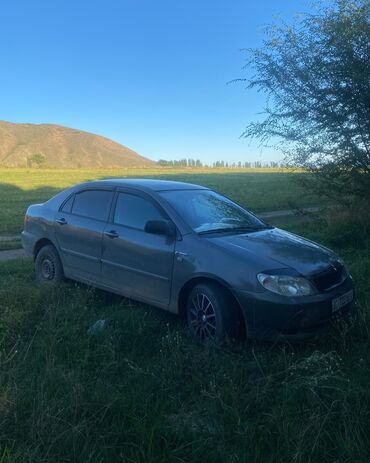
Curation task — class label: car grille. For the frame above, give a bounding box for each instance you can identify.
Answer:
[311,262,345,292]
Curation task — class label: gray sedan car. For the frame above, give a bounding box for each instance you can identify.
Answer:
[21,179,354,342]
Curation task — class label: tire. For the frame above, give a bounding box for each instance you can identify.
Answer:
[186,282,243,343]
[35,244,64,286]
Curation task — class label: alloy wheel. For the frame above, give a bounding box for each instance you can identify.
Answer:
[188,292,217,340]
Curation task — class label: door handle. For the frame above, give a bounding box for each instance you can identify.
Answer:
[104,230,119,239]
[56,217,67,225]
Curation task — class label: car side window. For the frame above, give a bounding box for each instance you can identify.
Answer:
[114,192,165,230]
[61,195,74,213]
[72,190,114,221]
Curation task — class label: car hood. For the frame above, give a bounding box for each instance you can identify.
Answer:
[209,227,337,276]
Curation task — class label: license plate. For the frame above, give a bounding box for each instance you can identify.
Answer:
[332,290,353,313]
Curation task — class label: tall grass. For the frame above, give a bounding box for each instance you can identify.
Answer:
[0,217,369,462]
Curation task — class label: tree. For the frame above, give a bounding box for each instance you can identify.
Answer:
[241,0,370,203]
[27,153,47,168]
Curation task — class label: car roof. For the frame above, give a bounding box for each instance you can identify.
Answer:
[77,178,208,192]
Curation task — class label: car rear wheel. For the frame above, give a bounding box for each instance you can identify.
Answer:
[35,244,63,285]
[186,282,242,343]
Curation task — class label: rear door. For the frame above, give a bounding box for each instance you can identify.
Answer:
[54,189,114,283]
[101,190,176,305]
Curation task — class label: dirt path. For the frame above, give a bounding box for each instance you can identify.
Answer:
[0,249,27,262]
[0,235,21,242]
[257,206,321,219]
[0,206,324,262]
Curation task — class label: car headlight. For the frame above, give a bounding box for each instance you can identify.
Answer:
[257,273,316,297]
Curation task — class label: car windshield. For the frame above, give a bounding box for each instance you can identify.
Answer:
[159,189,269,234]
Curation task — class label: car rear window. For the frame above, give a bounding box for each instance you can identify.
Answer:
[72,190,114,221]
[61,195,74,213]
[114,193,165,230]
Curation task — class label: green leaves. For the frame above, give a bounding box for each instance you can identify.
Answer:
[242,0,370,203]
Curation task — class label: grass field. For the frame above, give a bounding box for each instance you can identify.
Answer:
[1,168,369,461]
[0,168,328,234]
[0,216,369,462]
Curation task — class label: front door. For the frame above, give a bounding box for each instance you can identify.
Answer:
[101,191,175,305]
[55,189,114,283]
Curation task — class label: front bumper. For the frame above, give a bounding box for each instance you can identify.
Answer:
[235,276,354,342]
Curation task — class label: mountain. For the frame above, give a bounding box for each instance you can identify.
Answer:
[0,121,155,168]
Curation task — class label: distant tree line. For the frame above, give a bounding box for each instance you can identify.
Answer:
[157,159,283,168]
[157,158,203,167]
[211,160,282,168]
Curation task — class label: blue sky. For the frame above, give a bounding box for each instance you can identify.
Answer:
[0,0,309,163]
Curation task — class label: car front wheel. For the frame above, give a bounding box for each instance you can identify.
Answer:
[35,244,64,285]
[186,282,242,343]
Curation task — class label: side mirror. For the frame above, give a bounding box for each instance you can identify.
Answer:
[144,220,176,237]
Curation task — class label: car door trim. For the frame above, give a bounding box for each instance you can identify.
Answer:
[60,247,101,263]
[101,258,169,281]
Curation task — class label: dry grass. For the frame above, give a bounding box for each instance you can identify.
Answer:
[0,121,155,168]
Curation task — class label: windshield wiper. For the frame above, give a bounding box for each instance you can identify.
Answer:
[198,226,270,235]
